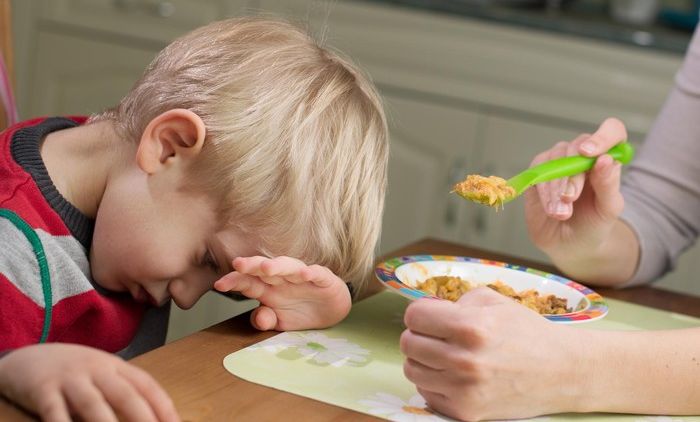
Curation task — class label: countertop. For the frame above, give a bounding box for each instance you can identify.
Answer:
[360,0,695,54]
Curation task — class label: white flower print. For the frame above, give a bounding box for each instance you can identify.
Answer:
[359,392,556,422]
[248,331,370,367]
[359,392,445,421]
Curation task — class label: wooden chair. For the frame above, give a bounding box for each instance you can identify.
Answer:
[0,0,16,131]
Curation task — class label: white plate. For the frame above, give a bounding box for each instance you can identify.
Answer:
[375,255,608,323]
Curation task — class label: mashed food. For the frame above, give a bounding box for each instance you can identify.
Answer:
[416,276,570,315]
[452,175,515,209]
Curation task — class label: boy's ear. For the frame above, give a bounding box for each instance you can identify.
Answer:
[136,109,206,174]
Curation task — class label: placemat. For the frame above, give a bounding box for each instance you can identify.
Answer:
[223,291,700,421]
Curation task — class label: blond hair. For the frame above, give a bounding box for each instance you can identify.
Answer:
[93,17,388,292]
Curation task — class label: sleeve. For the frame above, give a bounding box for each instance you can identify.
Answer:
[619,26,700,286]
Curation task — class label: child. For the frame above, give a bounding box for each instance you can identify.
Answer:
[0,17,388,421]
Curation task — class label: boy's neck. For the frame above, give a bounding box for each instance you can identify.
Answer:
[40,120,134,219]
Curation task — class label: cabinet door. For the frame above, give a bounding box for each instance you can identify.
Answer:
[466,115,581,262]
[30,31,159,116]
[379,94,480,254]
[39,0,234,44]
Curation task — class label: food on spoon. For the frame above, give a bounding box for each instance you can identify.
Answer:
[452,175,515,209]
[416,276,571,315]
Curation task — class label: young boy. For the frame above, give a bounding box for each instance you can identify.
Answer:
[0,17,388,421]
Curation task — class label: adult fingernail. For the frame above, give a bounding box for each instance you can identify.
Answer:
[581,141,596,154]
[555,202,570,216]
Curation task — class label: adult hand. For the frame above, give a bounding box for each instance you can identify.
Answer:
[525,117,627,261]
[400,288,585,421]
[213,256,352,331]
[0,343,179,422]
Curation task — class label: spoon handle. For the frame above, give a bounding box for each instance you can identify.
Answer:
[508,142,634,191]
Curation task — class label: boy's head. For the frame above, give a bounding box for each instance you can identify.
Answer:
[89,17,388,305]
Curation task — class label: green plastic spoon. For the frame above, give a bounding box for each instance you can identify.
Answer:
[454,142,635,207]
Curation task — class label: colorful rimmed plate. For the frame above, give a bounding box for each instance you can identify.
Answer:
[375,255,608,323]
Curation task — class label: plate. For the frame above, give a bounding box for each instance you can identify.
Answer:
[375,255,608,323]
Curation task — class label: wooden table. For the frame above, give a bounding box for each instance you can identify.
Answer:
[2,238,700,421]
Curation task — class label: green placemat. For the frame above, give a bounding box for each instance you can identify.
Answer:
[223,291,700,421]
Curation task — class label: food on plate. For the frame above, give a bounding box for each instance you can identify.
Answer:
[416,276,570,314]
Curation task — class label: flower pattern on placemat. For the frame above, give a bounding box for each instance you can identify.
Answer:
[248,331,370,367]
[359,392,556,422]
[359,393,446,421]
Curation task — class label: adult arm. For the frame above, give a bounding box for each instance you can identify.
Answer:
[526,27,700,287]
[618,27,700,286]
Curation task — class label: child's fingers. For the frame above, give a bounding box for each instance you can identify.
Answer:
[94,371,158,422]
[231,256,269,274]
[212,272,236,292]
[214,272,261,293]
[259,256,308,284]
[233,256,304,285]
[296,264,338,288]
[216,273,268,299]
[236,256,334,286]
[118,365,180,422]
[250,306,278,331]
[35,392,71,422]
[63,377,119,422]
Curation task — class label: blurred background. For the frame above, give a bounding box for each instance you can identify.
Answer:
[4,0,699,341]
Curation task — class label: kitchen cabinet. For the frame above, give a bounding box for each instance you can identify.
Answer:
[380,94,480,253]
[14,0,253,118]
[30,31,157,117]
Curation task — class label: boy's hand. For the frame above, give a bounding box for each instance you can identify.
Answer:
[0,344,179,422]
[213,256,352,331]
